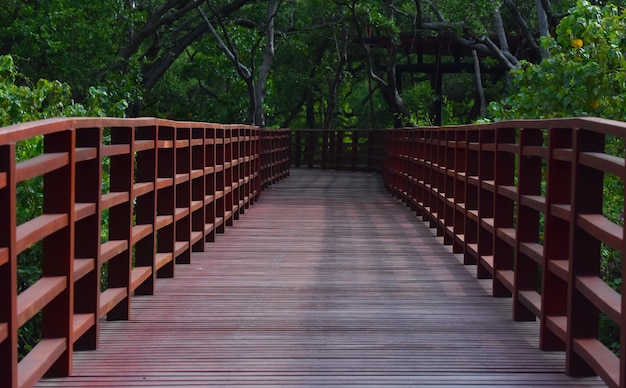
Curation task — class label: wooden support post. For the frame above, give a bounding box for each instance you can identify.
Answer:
[0,144,17,388]
[133,126,158,295]
[74,127,103,350]
[566,128,603,377]
[156,125,176,278]
[540,127,572,351]
[41,129,75,376]
[513,128,543,321]
[492,127,516,297]
[107,127,134,321]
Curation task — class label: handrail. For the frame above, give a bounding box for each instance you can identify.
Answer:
[382,117,625,388]
[0,117,290,388]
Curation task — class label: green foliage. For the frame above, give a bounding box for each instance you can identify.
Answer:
[490,1,626,120]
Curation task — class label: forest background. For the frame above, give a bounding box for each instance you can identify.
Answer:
[1,0,624,356]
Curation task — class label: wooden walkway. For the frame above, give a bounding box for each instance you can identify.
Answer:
[36,170,604,387]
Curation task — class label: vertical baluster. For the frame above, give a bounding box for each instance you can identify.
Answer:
[133,125,157,295]
[190,127,206,253]
[107,127,134,321]
[514,128,543,321]
[443,130,456,246]
[174,127,191,264]
[156,125,175,278]
[215,126,226,232]
[41,129,75,375]
[0,144,17,388]
[463,130,479,265]
[452,129,466,254]
[540,127,572,350]
[224,127,234,227]
[492,127,516,297]
[566,128,604,376]
[204,126,216,243]
[74,127,103,349]
[477,128,495,280]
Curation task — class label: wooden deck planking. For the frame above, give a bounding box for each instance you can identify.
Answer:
[36,170,604,387]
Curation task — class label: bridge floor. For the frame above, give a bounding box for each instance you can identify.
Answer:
[37,170,603,387]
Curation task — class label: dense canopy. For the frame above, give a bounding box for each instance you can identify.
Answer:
[1,0,625,128]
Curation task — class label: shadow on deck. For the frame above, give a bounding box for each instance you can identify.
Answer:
[36,169,603,387]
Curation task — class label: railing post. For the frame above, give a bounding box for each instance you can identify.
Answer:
[0,144,17,388]
[191,127,206,252]
[476,128,495,280]
[513,128,543,321]
[566,128,604,377]
[204,126,216,242]
[133,126,158,295]
[107,127,134,321]
[539,128,572,351]
[452,129,466,254]
[492,127,516,297]
[463,130,479,265]
[156,125,175,278]
[39,130,76,378]
[74,127,104,350]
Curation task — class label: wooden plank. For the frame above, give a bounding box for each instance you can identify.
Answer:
[131,225,153,244]
[17,276,66,326]
[155,253,172,270]
[0,171,7,189]
[579,152,625,178]
[19,338,66,388]
[576,276,621,323]
[155,216,173,231]
[102,144,130,157]
[573,338,620,388]
[99,288,127,318]
[518,290,541,318]
[545,316,567,342]
[15,153,68,182]
[578,214,622,251]
[174,242,188,258]
[133,182,154,198]
[16,214,68,254]
[520,195,547,213]
[130,267,152,292]
[519,242,544,266]
[0,247,8,266]
[74,147,97,162]
[100,241,128,265]
[496,227,516,247]
[101,192,129,211]
[73,259,94,282]
[548,260,570,281]
[0,322,8,343]
[34,170,604,388]
[72,314,95,342]
[174,208,187,221]
[74,203,96,222]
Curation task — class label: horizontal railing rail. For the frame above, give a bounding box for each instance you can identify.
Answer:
[0,117,289,388]
[382,117,625,388]
[290,129,384,172]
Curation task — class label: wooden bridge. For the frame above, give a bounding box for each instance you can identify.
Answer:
[0,118,624,387]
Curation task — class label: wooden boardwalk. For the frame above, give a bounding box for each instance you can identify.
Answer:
[36,170,604,387]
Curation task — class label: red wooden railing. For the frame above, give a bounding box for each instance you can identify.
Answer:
[0,118,289,388]
[291,129,384,172]
[382,118,625,388]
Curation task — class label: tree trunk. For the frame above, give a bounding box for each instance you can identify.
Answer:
[323,5,349,130]
[252,0,279,127]
[472,50,486,118]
